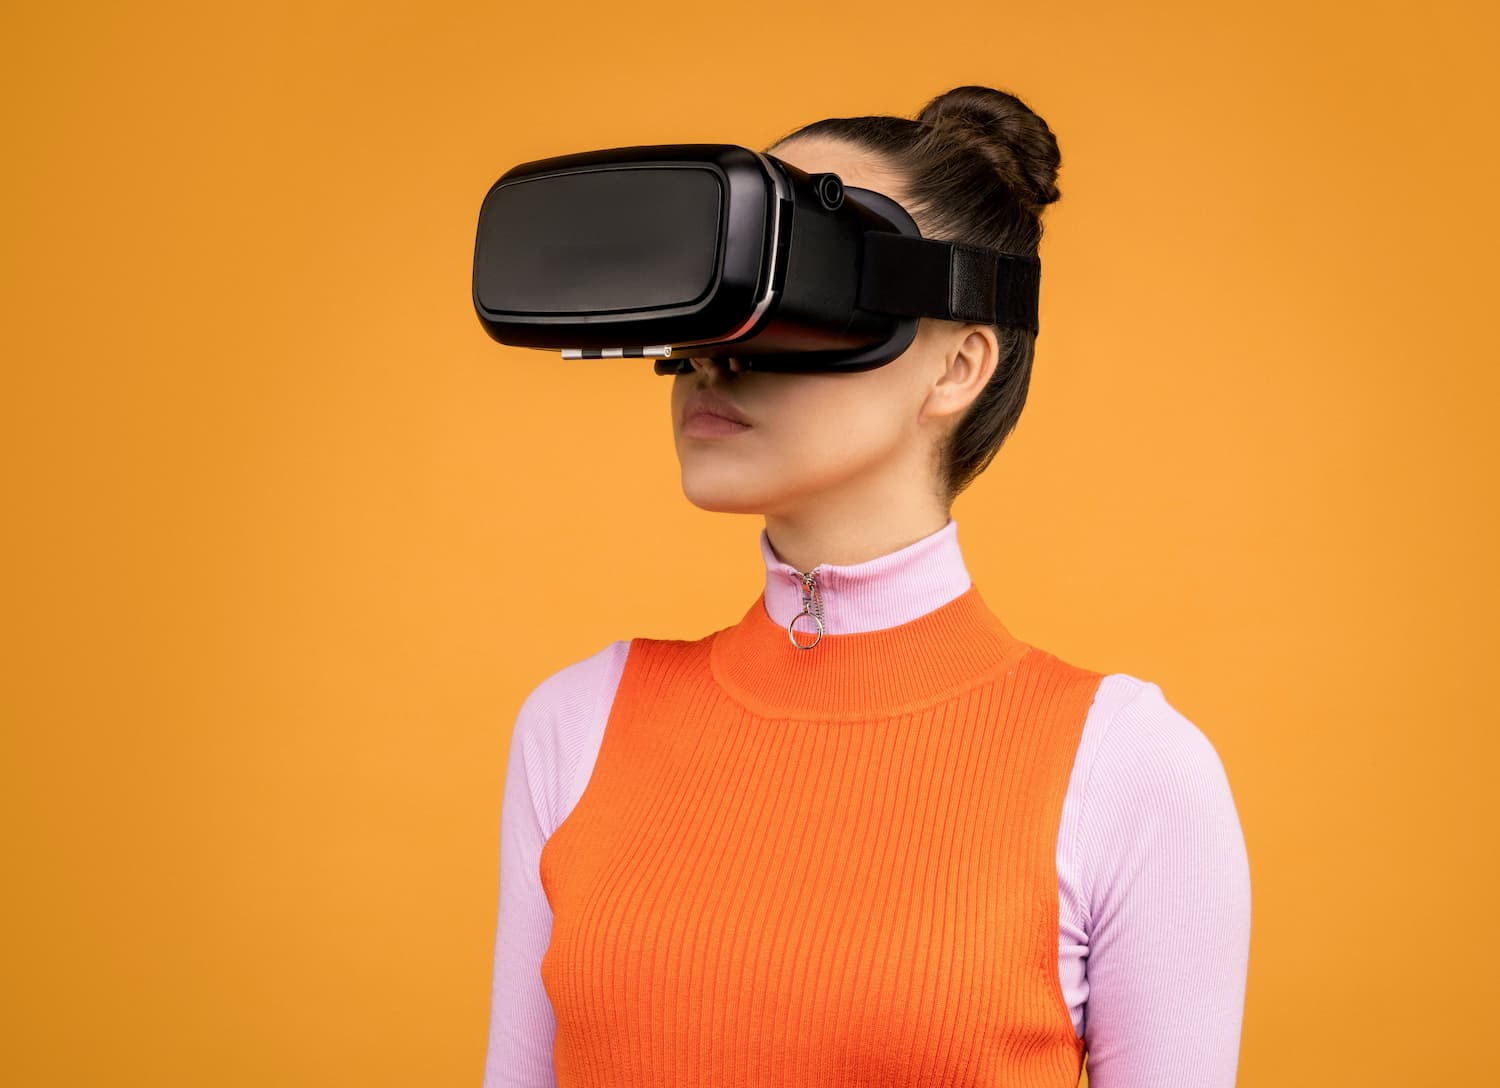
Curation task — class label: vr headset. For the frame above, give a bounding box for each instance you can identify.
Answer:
[471,143,1041,374]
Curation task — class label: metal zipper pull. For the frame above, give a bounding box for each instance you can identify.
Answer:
[787,568,825,649]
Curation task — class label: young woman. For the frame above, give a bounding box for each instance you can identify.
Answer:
[483,85,1251,1088]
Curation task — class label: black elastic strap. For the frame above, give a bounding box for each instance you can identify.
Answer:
[857,232,1040,335]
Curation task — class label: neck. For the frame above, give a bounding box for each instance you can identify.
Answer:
[762,508,952,572]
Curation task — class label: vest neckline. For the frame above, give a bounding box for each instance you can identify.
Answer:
[709,581,1032,720]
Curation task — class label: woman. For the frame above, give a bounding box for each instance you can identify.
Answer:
[483,85,1251,1088]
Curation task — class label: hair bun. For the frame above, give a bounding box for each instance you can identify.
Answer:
[917,85,1061,208]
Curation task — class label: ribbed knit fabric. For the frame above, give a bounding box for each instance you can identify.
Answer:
[483,517,1253,1088]
[537,582,1103,1086]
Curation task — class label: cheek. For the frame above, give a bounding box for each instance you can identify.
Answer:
[822,408,901,465]
[755,400,904,480]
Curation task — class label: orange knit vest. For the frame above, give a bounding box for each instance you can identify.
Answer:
[539,582,1104,1087]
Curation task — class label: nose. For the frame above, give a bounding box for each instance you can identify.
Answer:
[689,356,746,376]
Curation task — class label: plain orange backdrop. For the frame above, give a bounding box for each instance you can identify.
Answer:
[3,1,1496,1085]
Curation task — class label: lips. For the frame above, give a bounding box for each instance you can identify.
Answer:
[683,389,752,427]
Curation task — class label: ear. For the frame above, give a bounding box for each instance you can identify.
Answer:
[918,322,1000,425]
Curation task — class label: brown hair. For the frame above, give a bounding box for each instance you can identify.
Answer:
[768,85,1062,507]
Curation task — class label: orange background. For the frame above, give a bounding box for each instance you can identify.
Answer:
[4,1,1496,1085]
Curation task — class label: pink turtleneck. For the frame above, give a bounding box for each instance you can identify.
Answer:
[482,517,1251,1087]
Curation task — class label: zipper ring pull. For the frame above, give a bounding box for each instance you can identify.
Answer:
[787,610,824,649]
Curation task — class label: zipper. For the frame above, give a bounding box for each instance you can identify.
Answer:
[787,567,825,649]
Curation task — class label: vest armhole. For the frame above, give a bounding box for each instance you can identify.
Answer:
[549,638,634,838]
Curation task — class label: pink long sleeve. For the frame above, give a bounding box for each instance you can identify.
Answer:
[482,518,1251,1086]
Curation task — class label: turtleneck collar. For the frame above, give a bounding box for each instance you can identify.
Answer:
[708,517,1032,720]
[759,516,973,635]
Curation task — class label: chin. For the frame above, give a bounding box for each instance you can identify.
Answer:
[678,468,776,514]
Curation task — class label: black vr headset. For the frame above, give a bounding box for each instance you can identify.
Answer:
[471,143,1041,374]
